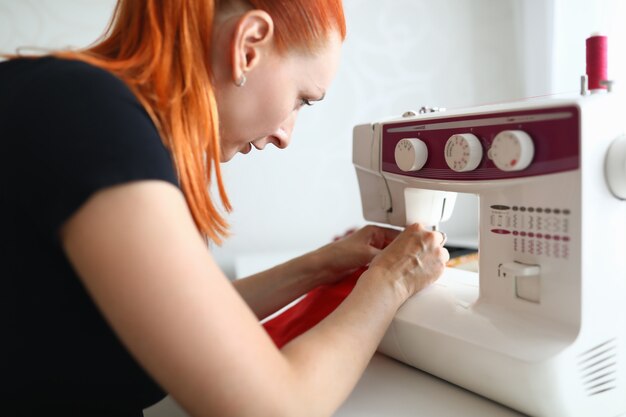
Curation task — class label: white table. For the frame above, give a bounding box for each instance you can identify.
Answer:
[335,353,523,416]
[235,252,525,417]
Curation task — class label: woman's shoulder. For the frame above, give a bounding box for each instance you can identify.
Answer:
[1,56,136,108]
[1,55,173,176]
[1,56,179,234]
[2,56,126,88]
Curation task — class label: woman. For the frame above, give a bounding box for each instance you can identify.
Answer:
[1,0,449,416]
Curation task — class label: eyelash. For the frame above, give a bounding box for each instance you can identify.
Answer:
[300,98,314,107]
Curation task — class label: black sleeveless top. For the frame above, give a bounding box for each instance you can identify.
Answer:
[0,57,178,416]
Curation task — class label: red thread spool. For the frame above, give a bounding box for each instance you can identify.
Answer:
[586,35,608,90]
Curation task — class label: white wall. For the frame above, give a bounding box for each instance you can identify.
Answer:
[0,0,115,53]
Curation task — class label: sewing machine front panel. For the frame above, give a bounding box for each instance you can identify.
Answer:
[381,105,580,180]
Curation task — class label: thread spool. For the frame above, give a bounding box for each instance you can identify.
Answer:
[586,34,608,91]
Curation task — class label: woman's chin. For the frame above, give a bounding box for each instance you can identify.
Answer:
[219,149,235,163]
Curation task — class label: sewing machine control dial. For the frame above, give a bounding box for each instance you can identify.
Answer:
[488,130,535,171]
[395,138,428,172]
[444,134,483,172]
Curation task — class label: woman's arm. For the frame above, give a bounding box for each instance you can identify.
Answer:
[233,226,400,320]
[61,180,446,417]
[232,252,330,320]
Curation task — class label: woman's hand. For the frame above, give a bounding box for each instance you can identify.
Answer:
[235,223,447,319]
[368,223,449,301]
[312,225,402,285]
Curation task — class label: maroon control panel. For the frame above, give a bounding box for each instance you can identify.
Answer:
[381,106,580,180]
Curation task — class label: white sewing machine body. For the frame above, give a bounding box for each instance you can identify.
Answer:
[353,92,626,417]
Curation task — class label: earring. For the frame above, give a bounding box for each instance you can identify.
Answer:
[235,73,247,87]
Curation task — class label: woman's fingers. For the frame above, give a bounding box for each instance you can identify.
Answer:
[441,246,450,263]
[367,223,451,298]
[405,225,447,248]
[350,224,448,267]
[439,231,447,247]
[378,226,402,245]
[352,225,401,249]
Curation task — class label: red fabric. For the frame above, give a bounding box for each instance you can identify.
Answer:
[263,267,366,348]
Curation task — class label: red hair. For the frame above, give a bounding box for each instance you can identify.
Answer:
[246,0,346,52]
[56,0,346,243]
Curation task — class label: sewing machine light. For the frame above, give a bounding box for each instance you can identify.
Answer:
[487,130,535,171]
[404,188,456,228]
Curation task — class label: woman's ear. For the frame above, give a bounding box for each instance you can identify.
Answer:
[230,10,275,84]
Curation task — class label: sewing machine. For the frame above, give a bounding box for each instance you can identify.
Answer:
[352,43,626,415]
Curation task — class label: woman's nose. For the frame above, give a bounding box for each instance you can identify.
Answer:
[254,127,291,150]
[271,126,290,149]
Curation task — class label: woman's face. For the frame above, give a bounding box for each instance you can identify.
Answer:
[212,13,342,161]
